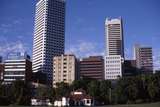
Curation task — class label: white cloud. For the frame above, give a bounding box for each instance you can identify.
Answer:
[78,41,95,52]
[124,48,132,59]
[66,40,104,58]
[0,23,12,33]
[153,51,160,70]
[0,36,28,58]
[13,20,22,25]
[0,19,22,34]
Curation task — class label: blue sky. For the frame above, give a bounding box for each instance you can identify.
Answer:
[0,0,160,70]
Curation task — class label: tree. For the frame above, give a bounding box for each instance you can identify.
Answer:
[0,82,4,96]
[36,86,49,98]
[55,82,70,98]
[126,83,138,102]
[146,76,159,101]
[71,79,91,91]
[0,82,10,105]
[114,78,128,104]
[88,80,100,100]
[99,80,111,104]
[9,80,31,105]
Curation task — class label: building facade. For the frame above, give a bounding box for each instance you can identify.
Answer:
[53,54,78,87]
[134,45,153,73]
[80,56,104,80]
[0,56,2,63]
[104,18,124,80]
[124,60,137,76]
[0,63,4,81]
[3,52,32,84]
[105,55,123,79]
[32,0,65,85]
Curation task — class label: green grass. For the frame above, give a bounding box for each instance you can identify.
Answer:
[0,102,160,107]
[100,102,160,107]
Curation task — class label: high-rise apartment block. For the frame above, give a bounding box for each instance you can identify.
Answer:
[134,45,153,73]
[80,56,104,80]
[53,54,78,87]
[32,0,65,84]
[104,18,124,80]
[3,52,32,84]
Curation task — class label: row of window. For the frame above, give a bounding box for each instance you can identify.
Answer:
[106,68,121,71]
[106,64,120,67]
[106,61,121,63]
[106,72,121,74]
[106,76,119,79]
[106,57,120,59]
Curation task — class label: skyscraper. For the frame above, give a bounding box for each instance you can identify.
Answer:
[104,18,124,80]
[134,45,153,73]
[105,18,124,57]
[32,0,65,85]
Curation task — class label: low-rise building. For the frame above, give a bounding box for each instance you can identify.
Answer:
[54,97,69,107]
[105,55,123,80]
[53,89,94,107]
[69,89,94,106]
[0,56,2,63]
[3,52,32,84]
[124,60,137,76]
[80,56,104,80]
[31,98,52,106]
[31,71,47,84]
[53,54,78,87]
[0,63,4,81]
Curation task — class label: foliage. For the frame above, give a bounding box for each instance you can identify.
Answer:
[0,81,31,105]
[55,82,70,98]
[88,80,100,98]
[0,73,160,105]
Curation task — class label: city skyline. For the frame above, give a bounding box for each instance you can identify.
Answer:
[0,0,160,70]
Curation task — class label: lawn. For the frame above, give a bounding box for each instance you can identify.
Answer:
[0,102,160,107]
[100,102,160,107]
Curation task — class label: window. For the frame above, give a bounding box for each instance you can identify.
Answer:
[87,100,90,104]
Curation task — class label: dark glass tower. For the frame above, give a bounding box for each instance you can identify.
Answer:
[32,0,65,85]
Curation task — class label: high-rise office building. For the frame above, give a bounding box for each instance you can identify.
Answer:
[3,52,32,84]
[53,54,78,87]
[80,56,104,80]
[105,18,124,57]
[134,45,153,73]
[32,0,65,85]
[104,18,124,80]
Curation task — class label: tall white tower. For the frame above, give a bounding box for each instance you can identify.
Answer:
[32,0,65,85]
[104,18,124,80]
